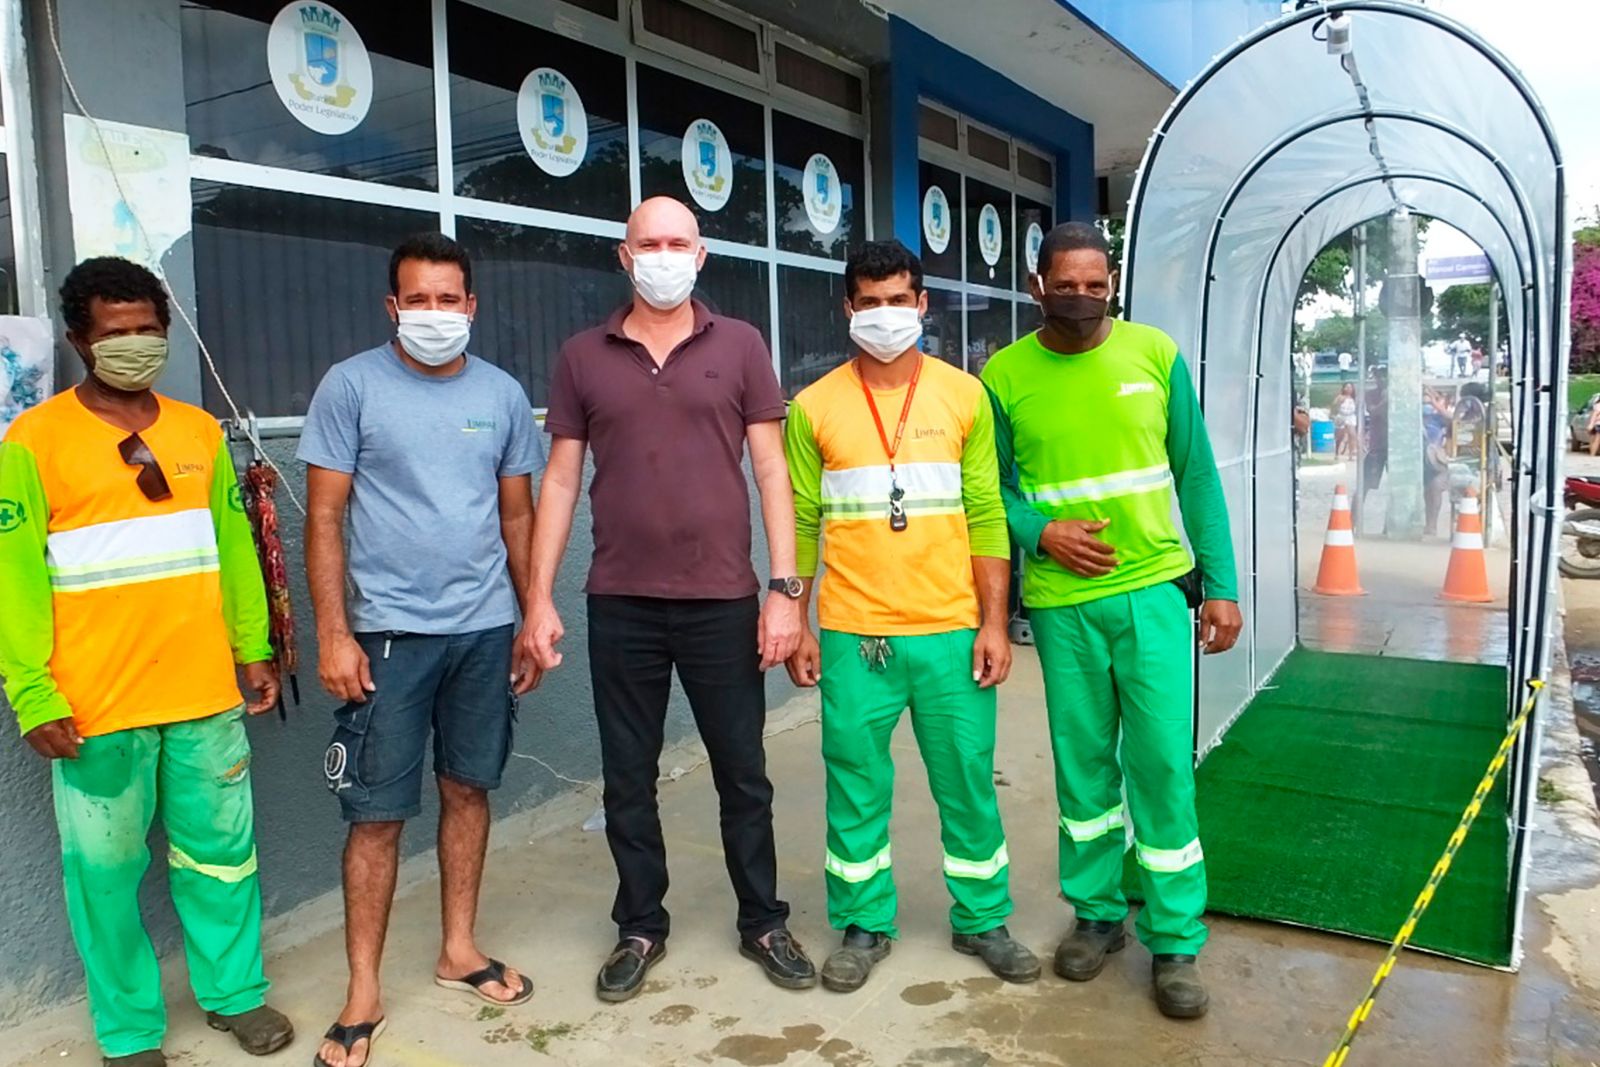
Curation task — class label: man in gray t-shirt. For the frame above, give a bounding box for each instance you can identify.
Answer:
[299,233,544,1067]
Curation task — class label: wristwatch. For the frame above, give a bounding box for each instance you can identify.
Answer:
[768,577,804,599]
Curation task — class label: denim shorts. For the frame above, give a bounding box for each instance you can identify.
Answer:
[323,624,516,823]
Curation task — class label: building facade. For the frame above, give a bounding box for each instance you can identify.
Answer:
[0,0,1276,1025]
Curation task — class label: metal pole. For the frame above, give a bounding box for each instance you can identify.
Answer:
[1485,280,1501,546]
[1386,208,1426,539]
[1354,224,1368,532]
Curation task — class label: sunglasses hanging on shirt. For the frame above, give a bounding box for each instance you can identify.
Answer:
[118,431,173,502]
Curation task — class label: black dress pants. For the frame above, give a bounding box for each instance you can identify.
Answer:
[587,594,790,942]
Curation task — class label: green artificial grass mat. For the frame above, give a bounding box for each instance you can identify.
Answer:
[1124,647,1512,965]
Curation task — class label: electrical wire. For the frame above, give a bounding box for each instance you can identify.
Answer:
[43,0,305,515]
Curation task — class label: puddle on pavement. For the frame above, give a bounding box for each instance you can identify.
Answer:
[1564,652,1600,808]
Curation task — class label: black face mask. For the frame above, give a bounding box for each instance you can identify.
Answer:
[1039,293,1109,344]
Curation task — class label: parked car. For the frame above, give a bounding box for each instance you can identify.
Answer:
[1571,393,1600,451]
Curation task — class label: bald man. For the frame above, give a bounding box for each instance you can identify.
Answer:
[524,197,815,1001]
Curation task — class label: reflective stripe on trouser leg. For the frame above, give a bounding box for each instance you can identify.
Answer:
[1118,583,1208,955]
[1031,602,1130,925]
[904,629,1014,934]
[52,724,168,1058]
[158,708,270,1015]
[820,630,907,938]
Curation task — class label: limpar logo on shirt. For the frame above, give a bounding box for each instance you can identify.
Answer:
[1117,382,1157,397]
[462,418,497,433]
[0,498,24,533]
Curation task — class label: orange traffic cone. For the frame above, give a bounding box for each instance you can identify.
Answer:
[1313,484,1365,596]
[1441,487,1494,603]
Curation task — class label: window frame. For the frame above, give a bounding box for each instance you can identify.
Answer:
[178,0,872,417]
[1,0,46,318]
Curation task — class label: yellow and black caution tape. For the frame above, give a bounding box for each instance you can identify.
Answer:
[1323,678,1545,1067]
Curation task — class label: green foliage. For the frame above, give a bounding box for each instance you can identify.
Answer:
[1431,283,1494,345]
[1297,217,1433,309]
[1575,224,1600,249]
[1295,309,1389,361]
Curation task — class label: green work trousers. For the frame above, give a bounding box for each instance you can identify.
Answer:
[819,629,1012,938]
[51,707,268,1058]
[1031,582,1208,955]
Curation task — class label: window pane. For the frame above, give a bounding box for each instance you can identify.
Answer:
[448,3,629,220]
[561,0,619,17]
[640,0,760,73]
[922,289,962,369]
[775,44,862,113]
[778,267,848,397]
[773,112,862,259]
[967,125,1010,172]
[966,178,1012,290]
[696,255,770,344]
[191,181,436,416]
[966,294,1015,379]
[918,106,957,150]
[918,161,962,281]
[0,157,15,315]
[637,65,767,246]
[1018,146,1053,189]
[1015,195,1053,292]
[183,1,437,188]
[456,218,631,408]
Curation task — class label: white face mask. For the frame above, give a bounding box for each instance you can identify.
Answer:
[849,305,923,363]
[395,309,472,366]
[628,250,699,310]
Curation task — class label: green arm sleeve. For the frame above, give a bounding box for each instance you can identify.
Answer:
[784,402,824,578]
[1166,355,1239,601]
[985,383,1053,558]
[0,442,72,735]
[210,440,274,664]
[962,392,1011,559]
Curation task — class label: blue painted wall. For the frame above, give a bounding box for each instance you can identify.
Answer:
[1060,0,1281,89]
[884,16,1097,249]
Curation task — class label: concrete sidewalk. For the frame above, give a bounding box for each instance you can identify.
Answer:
[5,646,1600,1067]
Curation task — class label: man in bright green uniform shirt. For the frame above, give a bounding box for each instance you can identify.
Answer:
[981,222,1242,1019]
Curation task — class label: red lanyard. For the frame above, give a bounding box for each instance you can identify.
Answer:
[857,355,923,475]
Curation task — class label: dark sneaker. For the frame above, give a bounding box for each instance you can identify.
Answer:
[1152,954,1209,1019]
[1053,919,1127,981]
[952,925,1042,983]
[103,1054,166,1067]
[205,1003,294,1056]
[819,925,891,993]
[596,937,667,1003]
[740,928,818,990]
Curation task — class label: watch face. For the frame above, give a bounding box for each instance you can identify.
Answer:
[786,577,804,598]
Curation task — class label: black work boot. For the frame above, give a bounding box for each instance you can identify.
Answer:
[596,937,667,1003]
[951,925,1042,983]
[206,1004,294,1056]
[820,925,891,993]
[740,928,818,990]
[1152,954,1209,1019]
[1053,919,1127,981]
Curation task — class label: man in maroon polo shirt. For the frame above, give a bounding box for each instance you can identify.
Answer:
[524,196,814,1002]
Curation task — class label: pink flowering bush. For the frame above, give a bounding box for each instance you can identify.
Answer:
[1574,243,1600,373]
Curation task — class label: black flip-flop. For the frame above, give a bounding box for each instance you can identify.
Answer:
[434,958,534,1006]
[312,1017,385,1067]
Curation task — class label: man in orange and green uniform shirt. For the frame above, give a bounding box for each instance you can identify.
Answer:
[0,258,293,1067]
[784,240,1040,994]
[982,223,1242,1020]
